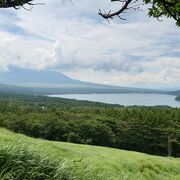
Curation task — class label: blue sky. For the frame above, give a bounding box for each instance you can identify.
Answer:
[0,0,179,89]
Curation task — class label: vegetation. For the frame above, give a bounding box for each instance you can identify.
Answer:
[0,93,179,157]
[0,145,60,179]
[0,0,179,27]
[0,128,180,180]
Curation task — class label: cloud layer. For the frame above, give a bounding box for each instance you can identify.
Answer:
[0,0,179,88]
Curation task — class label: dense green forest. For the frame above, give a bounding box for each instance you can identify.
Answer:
[0,93,179,157]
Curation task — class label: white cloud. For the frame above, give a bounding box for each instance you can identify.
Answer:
[0,0,179,88]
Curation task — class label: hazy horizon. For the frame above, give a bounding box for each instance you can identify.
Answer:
[0,65,179,91]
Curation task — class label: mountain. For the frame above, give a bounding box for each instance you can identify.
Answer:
[0,66,81,85]
[0,66,167,95]
[171,90,180,95]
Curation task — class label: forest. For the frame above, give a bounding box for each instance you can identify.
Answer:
[0,93,179,157]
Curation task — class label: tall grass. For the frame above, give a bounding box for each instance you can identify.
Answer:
[0,144,73,180]
[0,128,179,180]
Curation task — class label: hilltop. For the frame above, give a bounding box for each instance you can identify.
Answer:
[0,128,179,180]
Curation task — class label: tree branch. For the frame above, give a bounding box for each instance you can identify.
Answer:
[161,0,178,21]
[0,0,33,8]
[98,0,133,19]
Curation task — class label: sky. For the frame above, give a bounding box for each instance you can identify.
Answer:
[0,0,179,89]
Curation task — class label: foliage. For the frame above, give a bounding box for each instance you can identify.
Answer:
[146,0,180,27]
[0,93,179,157]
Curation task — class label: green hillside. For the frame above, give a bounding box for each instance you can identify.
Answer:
[0,128,179,180]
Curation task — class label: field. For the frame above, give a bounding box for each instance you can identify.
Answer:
[0,128,180,180]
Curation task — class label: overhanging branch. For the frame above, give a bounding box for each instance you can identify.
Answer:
[98,0,134,19]
[0,0,44,9]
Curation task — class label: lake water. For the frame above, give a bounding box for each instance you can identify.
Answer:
[49,93,180,108]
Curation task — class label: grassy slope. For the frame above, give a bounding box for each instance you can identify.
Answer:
[0,128,180,180]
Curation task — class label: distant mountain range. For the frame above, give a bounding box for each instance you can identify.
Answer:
[0,66,173,95]
[0,66,81,85]
[172,90,180,95]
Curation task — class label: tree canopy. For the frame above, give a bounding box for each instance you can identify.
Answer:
[0,0,179,26]
[0,93,180,157]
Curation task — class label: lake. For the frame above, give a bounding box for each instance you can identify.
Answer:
[48,93,180,108]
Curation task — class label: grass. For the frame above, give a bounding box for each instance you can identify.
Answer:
[0,128,179,180]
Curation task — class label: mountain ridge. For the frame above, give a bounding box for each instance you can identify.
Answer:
[0,66,80,84]
[0,66,170,95]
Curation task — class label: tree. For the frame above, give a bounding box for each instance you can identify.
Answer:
[99,0,180,27]
[0,0,33,9]
[0,0,179,25]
